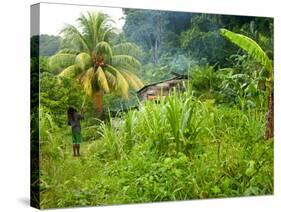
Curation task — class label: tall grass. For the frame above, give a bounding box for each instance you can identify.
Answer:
[96,88,203,157]
[39,90,273,208]
[97,118,123,160]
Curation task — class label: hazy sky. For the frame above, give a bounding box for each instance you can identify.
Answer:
[39,3,125,36]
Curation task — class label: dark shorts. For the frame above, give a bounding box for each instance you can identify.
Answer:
[72,131,82,144]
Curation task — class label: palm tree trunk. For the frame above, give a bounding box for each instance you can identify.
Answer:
[265,83,274,139]
[92,90,103,119]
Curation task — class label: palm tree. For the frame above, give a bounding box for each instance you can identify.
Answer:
[220,28,273,139]
[48,12,144,118]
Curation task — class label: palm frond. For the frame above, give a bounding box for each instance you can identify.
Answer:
[112,42,143,58]
[75,52,92,71]
[111,55,141,69]
[106,65,129,99]
[76,71,87,84]
[82,12,113,48]
[95,41,113,59]
[56,48,80,54]
[220,28,273,72]
[48,53,76,73]
[77,13,95,50]
[119,70,144,90]
[95,66,110,93]
[58,65,81,78]
[93,12,114,42]
[101,27,116,41]
[80,67,95,97]
[60,24,91,53]
[104,70,117,89]
[113,63,141,74]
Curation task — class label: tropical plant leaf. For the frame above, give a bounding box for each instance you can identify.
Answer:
[48,53,76,73]
[119,70,144,89]
[112,42,143,58]
[56,48,80,54]
[111,55,141,69]
[95,41,113,59]
[93,12,115,42]
[75,52,92,70]
[60,24,91,53]
[101,27,116,42]
[77,12,96,49]
[220,28,272,72]
[95,66,110,93]
[104,70,117,89]
[58,65,81,78]
[106,65,129,99]
[119,71,139,90]
[125,71,144,88]
[80,67,95,97]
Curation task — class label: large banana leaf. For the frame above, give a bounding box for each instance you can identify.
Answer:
[220,28,272,73]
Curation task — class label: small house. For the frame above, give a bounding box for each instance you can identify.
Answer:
[137,72,189,102]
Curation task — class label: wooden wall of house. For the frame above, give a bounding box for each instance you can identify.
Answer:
[138,79,186,101]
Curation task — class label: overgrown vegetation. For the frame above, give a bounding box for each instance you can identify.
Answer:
[32,9,274,209]
[39,89,273,208]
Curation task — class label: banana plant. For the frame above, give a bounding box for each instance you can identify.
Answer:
[220,29,273,139]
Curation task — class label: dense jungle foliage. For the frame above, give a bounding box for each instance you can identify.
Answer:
[31,9,274,208]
